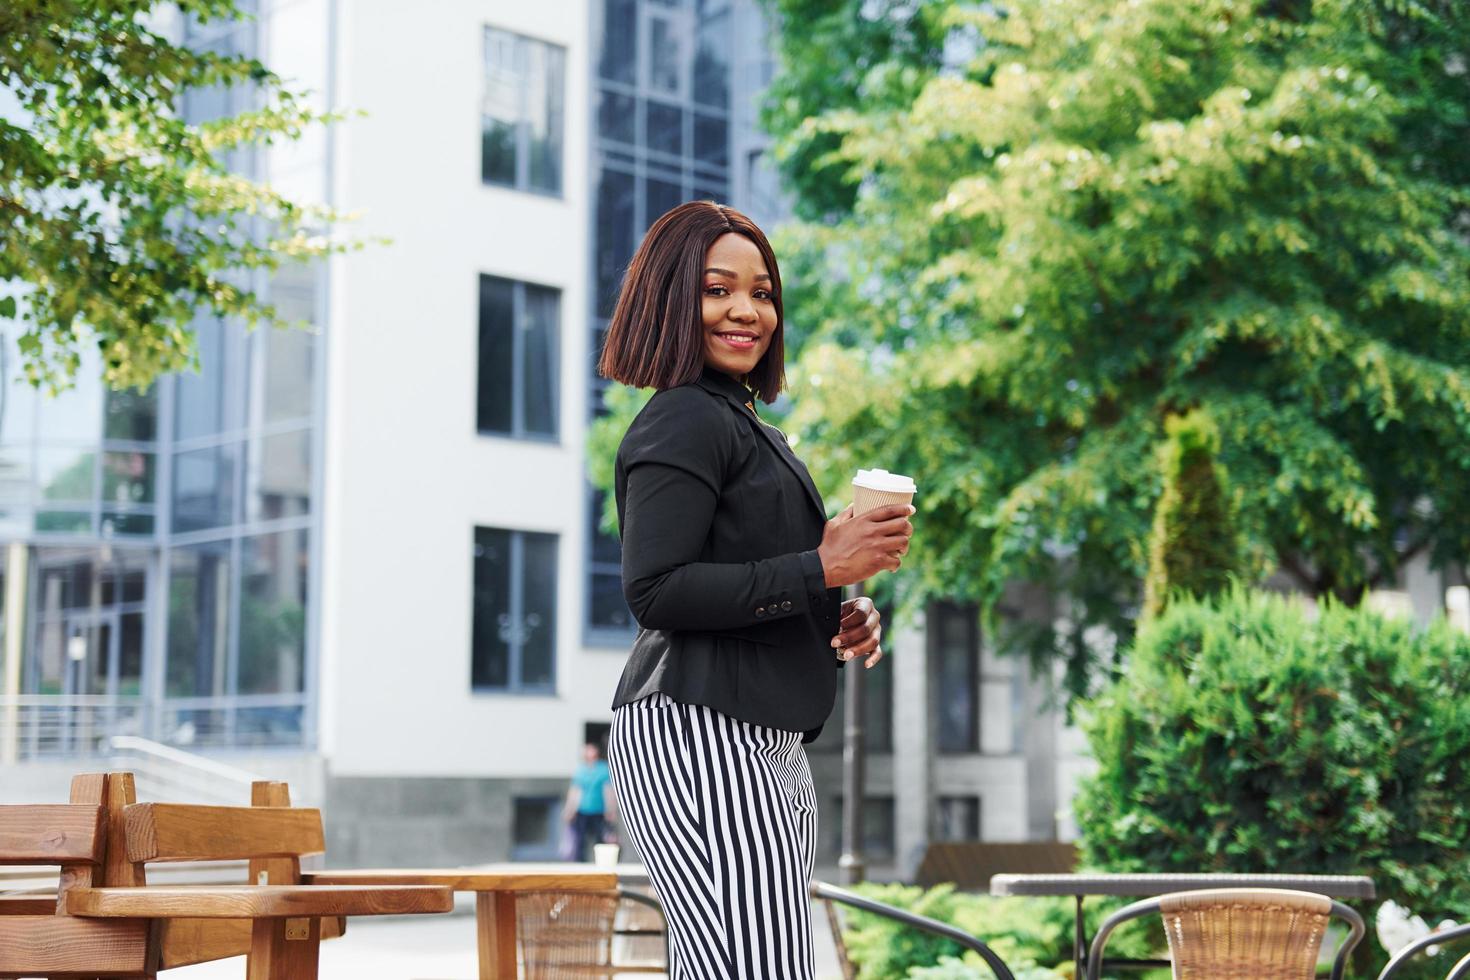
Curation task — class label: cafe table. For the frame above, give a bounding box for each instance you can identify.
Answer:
[304,862,620,979]
[989,873,1377,977]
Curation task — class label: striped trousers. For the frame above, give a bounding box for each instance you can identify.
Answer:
[607,693,818,979]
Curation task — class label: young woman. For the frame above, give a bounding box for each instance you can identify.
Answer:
[598,200,914,978]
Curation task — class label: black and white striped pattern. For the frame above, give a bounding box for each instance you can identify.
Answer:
[608,692,818,979]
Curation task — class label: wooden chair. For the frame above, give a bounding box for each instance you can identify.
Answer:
[1085,887,1366,980]
[0,771,453,978]
[1378,923,1470,980]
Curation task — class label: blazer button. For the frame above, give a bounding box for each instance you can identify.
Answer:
[755,607,766,617]
[780,600,792,611]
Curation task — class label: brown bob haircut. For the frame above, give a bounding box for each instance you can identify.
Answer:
[597,200,786,403]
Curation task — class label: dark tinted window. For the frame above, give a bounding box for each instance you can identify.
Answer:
[473,527,559,692]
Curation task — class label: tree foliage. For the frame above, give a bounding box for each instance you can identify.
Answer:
[1076,589,1470,972]
[746,0,1470,692]
[0,0,360,391]
[1141,409,1242,619]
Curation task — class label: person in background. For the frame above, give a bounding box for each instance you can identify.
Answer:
[563,741,617,862]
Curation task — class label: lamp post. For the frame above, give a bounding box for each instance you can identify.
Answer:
[838,581,866,885]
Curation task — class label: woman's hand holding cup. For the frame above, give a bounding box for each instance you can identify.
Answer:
[816,469,917,588]
[816,502,914,588]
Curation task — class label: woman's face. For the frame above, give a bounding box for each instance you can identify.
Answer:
[701,232,777,381]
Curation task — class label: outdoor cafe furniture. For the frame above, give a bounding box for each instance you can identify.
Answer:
[0,771,453,978]
[1085,887,1365,980]
[991,872,1376,977]
[304,864,651,978]
[1378,922,1470,980]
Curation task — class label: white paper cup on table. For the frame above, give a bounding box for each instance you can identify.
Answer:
[851,468,917,517]
[593,843,620,868]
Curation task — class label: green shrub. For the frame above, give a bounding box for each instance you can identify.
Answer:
[841,882,1158,979]
[1076,588,1470,973]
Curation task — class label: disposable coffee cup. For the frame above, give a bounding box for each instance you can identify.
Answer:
[851,468,917,517]
[593,843,621,868]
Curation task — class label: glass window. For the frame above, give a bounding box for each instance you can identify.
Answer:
[103,387,157,442]
[526,41,565,193]
[477,275,560,440]
[648,14,687,96]
[472,527,558,692]
[102,450,154,505]
[934,601,979,753]
[645,176,683,226]
[477,276,515,434]
[589,572,633,633]
[522,286,559,437]
[102,512,154,536]
[935,796,981,841]
[33,511,92,534]
[482,27,566,195]
[693,8,731,109]
[175,319,246,440]
[173,442,240,533]
[238,529,308,695]
[597,89,637,145]
[245,429,311,522]
[35,350,102,445]
[36,448,96,503]
[587,486,633,636]
[694,113,728,170]
[118,611,145,697]
[166,543,233,698]
[644,100,683,156]
[594,168,635,317]
[598,0,637,83]
[258,295,316,425]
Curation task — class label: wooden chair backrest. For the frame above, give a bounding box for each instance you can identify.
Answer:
[118,778,345,970]
[0,772,153,976]
[122,780,324,885]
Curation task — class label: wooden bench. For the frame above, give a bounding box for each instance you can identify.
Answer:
[0,771,453,978]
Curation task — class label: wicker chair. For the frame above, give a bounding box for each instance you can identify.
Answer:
[1378,922,1470,980]
[1085,887,1365,980]
[517,888,667,978]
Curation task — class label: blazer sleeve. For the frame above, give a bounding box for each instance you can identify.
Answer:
[619,387,829,632]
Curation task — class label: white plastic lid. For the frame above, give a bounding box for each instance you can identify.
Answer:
[852,468,916,493]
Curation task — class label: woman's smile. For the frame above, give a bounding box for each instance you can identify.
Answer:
[702,232,778,378]
[713,329,760,351]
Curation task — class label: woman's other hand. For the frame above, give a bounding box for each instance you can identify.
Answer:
[831,596,884,668]
[816,503,914,588]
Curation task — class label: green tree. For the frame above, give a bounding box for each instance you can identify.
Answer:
[1141,409,1242,619]
[1,0,360,391]
[744,0,1470,694]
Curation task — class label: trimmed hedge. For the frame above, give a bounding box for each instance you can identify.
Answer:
[1076,589,1470,973]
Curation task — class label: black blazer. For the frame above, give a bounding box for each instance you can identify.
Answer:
[610,365,844,741]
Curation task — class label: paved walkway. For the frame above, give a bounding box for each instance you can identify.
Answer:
[169,897,846,978]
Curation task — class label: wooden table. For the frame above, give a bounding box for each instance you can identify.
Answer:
[990,872,1377,977]
[305,863,619,979]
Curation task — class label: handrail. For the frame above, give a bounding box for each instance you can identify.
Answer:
[109,736,265,785]
[812,880,1017,980]
[1378,922,1470,979]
